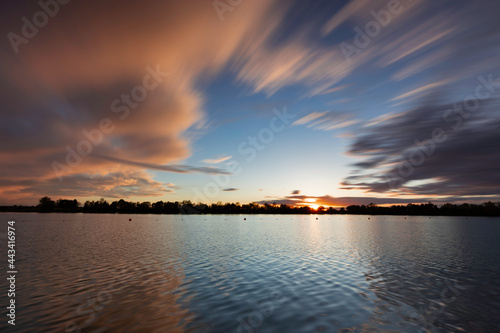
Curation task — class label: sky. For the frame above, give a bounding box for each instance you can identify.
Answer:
[1,0,500,207]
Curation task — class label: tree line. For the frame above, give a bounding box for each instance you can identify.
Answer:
[0,197,499,216]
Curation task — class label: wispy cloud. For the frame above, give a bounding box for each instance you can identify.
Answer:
[389,80,450,102]
[292,112,328,126]
[293,111,359,131]
[93,155,230,175]
[202,155,232,164]
[319,84,350,95]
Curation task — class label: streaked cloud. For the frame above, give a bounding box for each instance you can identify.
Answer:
[202,155,232,164]
[259,194,500,207]
[0,0,277,203]
[389,80,450,102]
[1,172,174,205]
[259,194,438,207]
[322,0,390,36]
[293,112,328,126]
[293,111,359,131]
[319,84,350,95]
[343,95,500,197]
[93,155,229,175]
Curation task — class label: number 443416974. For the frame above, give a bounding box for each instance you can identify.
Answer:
[8,221,15,270]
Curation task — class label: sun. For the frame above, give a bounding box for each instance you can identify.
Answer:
[308,204,320,210]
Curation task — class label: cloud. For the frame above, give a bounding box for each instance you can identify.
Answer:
[93,155,229,175]
[319,84,350,95]
[0,0,278,203]
[258,194,435,207]
[292,112,328,126]
[222,188,239,192]
[291,190,300,195]
[364,112,408,127]
[1,171,175,204]
[293,111,359,131]
[234,40,355,96]
[342,94,500,197]
[322,0,391,36]
[258,194,500,207]
[201,155,232,164]
[390,48,452,82]
[388,80,450,102]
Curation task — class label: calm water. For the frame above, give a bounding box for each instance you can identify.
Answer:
[1,213,499,332]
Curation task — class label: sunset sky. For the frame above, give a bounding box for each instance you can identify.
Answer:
[1,0,499,206]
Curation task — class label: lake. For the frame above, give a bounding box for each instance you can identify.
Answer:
[1,213,499,332]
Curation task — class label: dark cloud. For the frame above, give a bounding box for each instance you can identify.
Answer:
[222,188,239,192]
[291,190,300,195]
[342,95,500,197]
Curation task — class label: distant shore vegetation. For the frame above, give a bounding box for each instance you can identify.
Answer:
[0,197,500,216]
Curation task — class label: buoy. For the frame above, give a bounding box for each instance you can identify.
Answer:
[129,218,132,221]
[244,218,246,220]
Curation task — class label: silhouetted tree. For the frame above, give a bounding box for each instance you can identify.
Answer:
[3,197,499,216]
[56,199,79,212]
[38,196,56,212]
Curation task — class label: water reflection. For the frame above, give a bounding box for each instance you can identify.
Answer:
[0,214,192,332]
[0,213,499,332]
[342,216,500,332]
